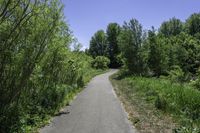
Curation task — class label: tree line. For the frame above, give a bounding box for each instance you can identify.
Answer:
[88,13,200,132]
[88,13,200,80]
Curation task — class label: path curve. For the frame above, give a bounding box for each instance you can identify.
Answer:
[40,69,137,133]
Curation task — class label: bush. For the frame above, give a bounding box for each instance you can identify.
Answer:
[190,68,200,91]
[77,75,84,88]
[91,56,110,69]
[0,0,107,132]
[168,65,185,83]
[190,78,200,91]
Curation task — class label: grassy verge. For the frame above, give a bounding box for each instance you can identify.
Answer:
[110,72,200,133]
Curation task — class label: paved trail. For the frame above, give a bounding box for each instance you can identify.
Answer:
[40,70,137,133]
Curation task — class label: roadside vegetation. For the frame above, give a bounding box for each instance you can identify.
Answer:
[110,73,200,132]
[89,13,200,132]
[1,0,200,132]
[0,0,107,132]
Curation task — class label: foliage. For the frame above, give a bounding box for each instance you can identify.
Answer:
[168,65,185,83]
[159,17,183,37]
[147,28,169,76]
[104,12,200,132]
[0,0,105,132]
[185,13,200,36]
[147,26,200,77]
[89,30,108,57]
[88,23,122,68]
[190,68,200,91]
[114,73,200,131]
[91,56,110,69]
[106,23,121,68]
[118,19,146,75]
[1,1,200,132]
[88,13,200,78]
[110,73,177,132]
[173,33,200,74]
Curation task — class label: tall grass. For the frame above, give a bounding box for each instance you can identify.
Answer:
[124,76,200,131]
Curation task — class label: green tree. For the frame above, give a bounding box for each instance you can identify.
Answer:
[148,28,161,76]
[147,28,169,76]
[106,23,121,68]
[0,0,76,132]
[185,13,200,36]
[118,19,145,74]
[174,33,200,73]
[159,17,183,37]
[89,30,108,57]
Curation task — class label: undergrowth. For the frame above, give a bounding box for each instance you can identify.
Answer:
[110,72,200,133]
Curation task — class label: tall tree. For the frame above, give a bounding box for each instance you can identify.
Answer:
[89,30,107,57]
[0,0,72,132]
[106,23,121,68]
[147,28,169,76]
[118,19,145,74]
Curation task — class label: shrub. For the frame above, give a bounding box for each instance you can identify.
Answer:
[77,75,84,88]
[190,68,200,91]
[0,0,107,132]
[91,56,110,69]
[190,79,200,91]
[168,65,185,83]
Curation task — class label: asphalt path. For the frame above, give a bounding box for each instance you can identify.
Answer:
[40,69,137,133]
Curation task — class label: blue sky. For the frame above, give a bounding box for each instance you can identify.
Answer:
[62,0,200,49]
